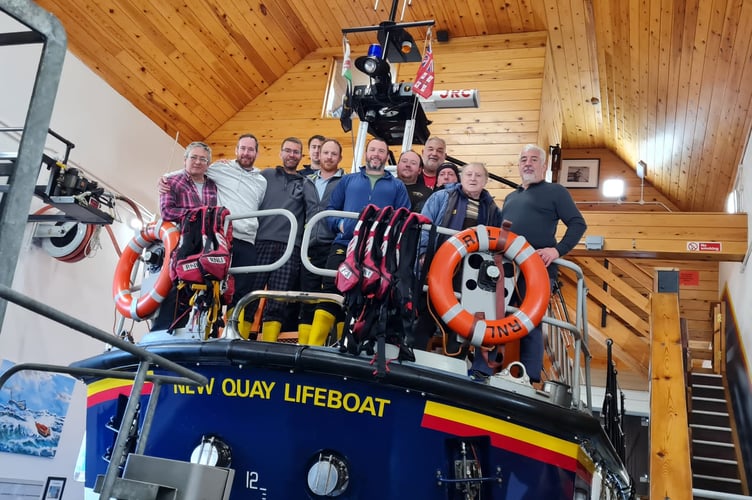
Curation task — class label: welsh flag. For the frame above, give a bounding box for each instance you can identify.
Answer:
[413,39,434,99]
[340,37,354,132]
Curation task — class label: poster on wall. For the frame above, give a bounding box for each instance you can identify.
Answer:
[0,359,75,457]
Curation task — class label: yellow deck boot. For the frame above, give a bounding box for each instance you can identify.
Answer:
[335,321,344,341]
[261,320,282,342]
[298,324,312,345]
[226,307,254,339]
[308,310,335,346]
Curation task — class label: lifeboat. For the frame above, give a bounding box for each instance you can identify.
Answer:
[35,421,50,437]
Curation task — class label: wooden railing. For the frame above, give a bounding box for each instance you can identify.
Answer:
[649,292,692,499]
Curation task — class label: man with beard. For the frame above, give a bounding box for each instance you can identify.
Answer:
[298,138,345,344]
[499,144,586,383]
[396,149,433,212]
[308,137,411,345]
[298,134,325,176]
[249,137,307,342]
[420,136,447,189]
[160,133,267,334]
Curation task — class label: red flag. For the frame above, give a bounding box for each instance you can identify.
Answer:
[413,41,434,99]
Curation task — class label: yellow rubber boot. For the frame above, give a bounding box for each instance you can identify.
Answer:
[298,324,312,345]
[225,307,253,339]
[308,310,335,346]
[335,322,344,341]
[237,308,254,339]
[261,320,282,342]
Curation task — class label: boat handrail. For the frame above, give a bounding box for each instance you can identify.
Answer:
[301,209,459,277]
[300,209,594,411]
[226,208,298,274]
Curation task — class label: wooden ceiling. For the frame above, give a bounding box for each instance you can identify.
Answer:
[32,0,752,213]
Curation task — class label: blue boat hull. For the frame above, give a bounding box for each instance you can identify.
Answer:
[76,340,630,499]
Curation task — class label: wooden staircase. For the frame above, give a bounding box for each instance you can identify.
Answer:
[689,371,745,495]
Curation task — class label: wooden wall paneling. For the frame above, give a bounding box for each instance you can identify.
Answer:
[147,2,258,109]
[44,0,215,141]
[666,0,696,207]
[685,2,724,211]
[538,40,563,156]
[653,0,677,202]
[706,3,752,213]
[460,0,494,36]
[590,0,612,150]
[692,2,741,212]
[562,148,680,211]
[570,0,601,147]
[105,0,241,124]
[675,0,711,211]
[219,0,299,73]
[41,2,200,140]
[282,0,336,47]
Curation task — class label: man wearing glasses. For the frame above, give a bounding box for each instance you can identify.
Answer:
[247,137,307,342]
[159,141,217,221]
[153,141,219,331]
[160,134,267,334]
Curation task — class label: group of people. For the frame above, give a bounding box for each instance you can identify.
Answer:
[154,133,586,383]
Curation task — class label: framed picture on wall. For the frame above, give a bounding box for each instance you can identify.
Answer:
[41,477,66,500]
[559,159,600,188]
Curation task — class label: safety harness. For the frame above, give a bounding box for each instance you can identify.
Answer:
[335,205,431,375]
[169,206,234,337]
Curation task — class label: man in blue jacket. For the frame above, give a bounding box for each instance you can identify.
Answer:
[308,137,411,344]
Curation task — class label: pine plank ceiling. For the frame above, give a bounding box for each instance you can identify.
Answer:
[32,0,752,213]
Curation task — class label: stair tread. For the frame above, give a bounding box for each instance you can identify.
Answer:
[693,439,734,447]
[693,456,738,465]
[690,423,731,431]
[692,396,727,402]
[692,474,741,483]
[691,409,729,416]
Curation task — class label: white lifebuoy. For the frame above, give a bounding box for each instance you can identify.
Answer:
[427,225,550,347]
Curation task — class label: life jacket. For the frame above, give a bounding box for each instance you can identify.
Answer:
[169,206,234,336]
[335,203,379,293]
[336,205,431,374]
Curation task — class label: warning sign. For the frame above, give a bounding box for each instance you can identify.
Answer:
[687,241,722,252]
[679,270,700,286]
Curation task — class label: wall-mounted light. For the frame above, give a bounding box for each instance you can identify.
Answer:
[602,178,625,199]
[636,160,647,179]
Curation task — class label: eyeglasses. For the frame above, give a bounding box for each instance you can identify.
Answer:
[281,148,301,155]
[188,155,209,164]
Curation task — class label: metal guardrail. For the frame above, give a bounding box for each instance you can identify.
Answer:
[301,210,593,411]
[0,284,207,500]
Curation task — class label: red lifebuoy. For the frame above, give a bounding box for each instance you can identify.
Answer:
[112,220,179,320]
[427,225,550,346]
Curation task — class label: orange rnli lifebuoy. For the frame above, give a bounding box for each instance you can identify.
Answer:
[112,220,179,320]
[427,225,550,347]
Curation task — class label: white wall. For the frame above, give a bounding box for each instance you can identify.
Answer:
[0,10,178,494]
[719,133,752,368]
